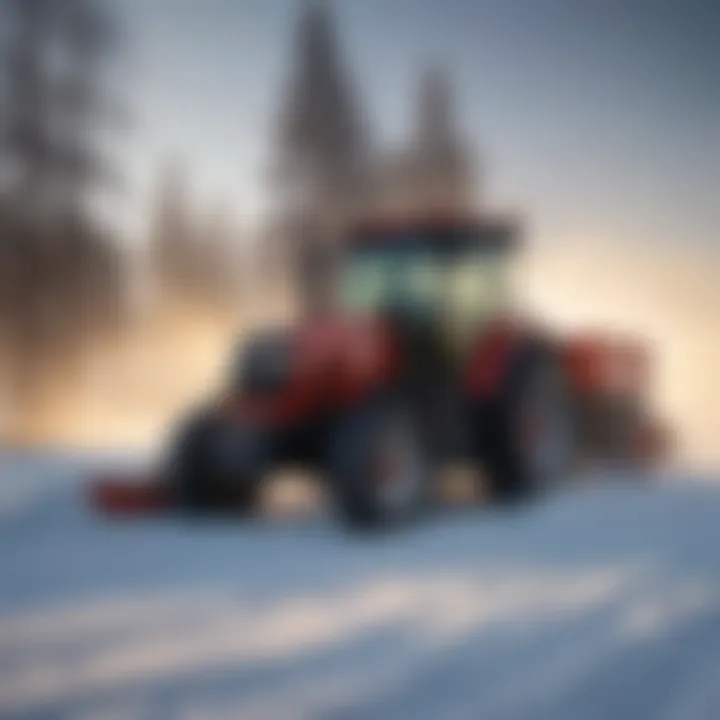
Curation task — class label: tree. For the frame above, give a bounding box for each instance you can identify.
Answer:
[197,201,241,312]
[412,66,476,210]
[0,0,125,440]
[382,66,477,215]
[273,0,371,312]
[149,160,195,308]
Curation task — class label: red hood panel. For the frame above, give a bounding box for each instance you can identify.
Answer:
[229,316,399,426]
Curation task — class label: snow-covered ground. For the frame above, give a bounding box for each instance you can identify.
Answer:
[1,453,720,719]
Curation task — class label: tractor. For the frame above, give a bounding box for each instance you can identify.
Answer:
[91,213,668,528]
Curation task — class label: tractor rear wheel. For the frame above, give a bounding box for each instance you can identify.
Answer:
[484,346,575,502]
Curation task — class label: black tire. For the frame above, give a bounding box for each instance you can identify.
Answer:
[169,409,266,516]
[328,398,432,530]
[484,345,575,503]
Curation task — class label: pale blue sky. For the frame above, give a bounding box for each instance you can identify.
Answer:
[114,0,719,252]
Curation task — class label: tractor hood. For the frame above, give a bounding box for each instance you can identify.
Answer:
[226,316,399,426]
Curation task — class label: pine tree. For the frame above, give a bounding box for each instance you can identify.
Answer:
[277,1,368,213]
[381,66,477,215]
[197,201,239,312]
[273,1,371,312]
[0,0,125,439]
[149,160,195,309]
[409,66,476,212]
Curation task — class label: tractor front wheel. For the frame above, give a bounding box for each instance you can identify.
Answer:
[328,398,432,530]
[169,409,267,515]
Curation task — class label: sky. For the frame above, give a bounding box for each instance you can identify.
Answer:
[113,0,720,255]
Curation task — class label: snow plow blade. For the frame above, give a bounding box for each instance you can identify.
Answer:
[88,476,172,517]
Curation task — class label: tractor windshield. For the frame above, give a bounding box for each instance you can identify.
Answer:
[340,227,512,333]
[341,245,444,317]
[446,246,511,330]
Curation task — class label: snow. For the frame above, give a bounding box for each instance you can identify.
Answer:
[1,453,720,719]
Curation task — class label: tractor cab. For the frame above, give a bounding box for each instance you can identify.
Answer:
[338,215,521,459]
[340,215,519,357]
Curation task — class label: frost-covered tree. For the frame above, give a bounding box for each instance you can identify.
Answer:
[411,66,476,210]
[381,67,477,215]
[149,160,195,306]
[273,1,371,312]
[276,0,368,216]
[0,0,125,438]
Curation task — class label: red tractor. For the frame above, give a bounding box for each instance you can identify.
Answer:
[91,214,669,528]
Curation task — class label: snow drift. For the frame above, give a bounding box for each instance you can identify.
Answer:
[1,452,719,719]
